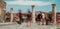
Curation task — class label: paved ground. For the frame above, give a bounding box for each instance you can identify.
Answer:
[0,22,56,29]
[56,24,60,29]
[0,22,17,26]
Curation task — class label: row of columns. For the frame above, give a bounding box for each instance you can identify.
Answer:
[9,5,36,23]
[32,4,56,24]
[9,4,56,24]
[0,4,56,24]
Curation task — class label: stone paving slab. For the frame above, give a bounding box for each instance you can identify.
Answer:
[0,22,17,26]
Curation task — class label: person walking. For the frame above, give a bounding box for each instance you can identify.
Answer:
[18,10,23,24]
[45,14,50,25]
[41,12,45,25]
[26,11,32,26]
[37,11,42,25]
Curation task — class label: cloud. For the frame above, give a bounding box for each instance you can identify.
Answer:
[5,0,52,6]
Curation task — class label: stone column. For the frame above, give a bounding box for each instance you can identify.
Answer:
[52,4,56,25]
[32,5,35,23]
[10,8,13,22]
[3,9,6,23]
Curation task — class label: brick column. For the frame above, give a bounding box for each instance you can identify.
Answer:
[0,7,4,23]
[0,7,2,23]
[0,7,1,15]
[32,5,35,23]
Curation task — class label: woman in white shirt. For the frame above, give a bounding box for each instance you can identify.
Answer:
[42,12,45,25]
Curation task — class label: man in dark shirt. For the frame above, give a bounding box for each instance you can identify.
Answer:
[18,10,23,24]
[37,12,42,25]
[26,11,32,26]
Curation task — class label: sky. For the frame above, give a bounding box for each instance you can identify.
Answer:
[3,0,60,13]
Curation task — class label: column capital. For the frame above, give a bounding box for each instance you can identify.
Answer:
[32,5,35,7]
[52,4,56,6]
[10,8,13,10]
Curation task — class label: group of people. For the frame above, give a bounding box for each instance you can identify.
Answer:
[36,11,53,25]
[16,10,53,26]
[16,10,32,26]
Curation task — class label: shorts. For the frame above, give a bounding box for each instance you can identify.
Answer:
[26,18,31,22]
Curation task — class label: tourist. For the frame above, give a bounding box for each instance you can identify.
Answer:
[26,11,32,26]
[45,14,50,25]
[41,12,45,25]
[18,10,23,24]
[37,11,42,25]
[22,15,27,22]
